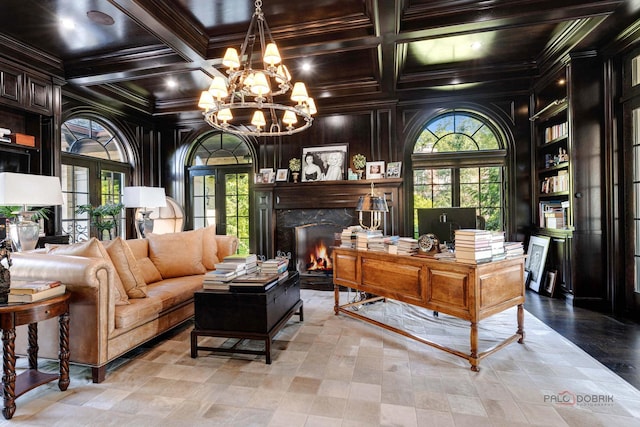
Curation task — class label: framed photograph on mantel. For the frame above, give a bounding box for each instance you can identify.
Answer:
[386,161,402,178]
[301,143,348,182]
[366,161,385,179]
[525,235,550,293]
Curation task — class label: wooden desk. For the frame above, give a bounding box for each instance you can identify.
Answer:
[332,248,525,371]
[0,293,70,419]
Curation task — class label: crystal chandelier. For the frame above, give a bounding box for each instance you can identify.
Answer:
[198,0,316,137]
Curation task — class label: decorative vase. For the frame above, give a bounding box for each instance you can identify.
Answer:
[356,169,364,180]
[292,172,299,183]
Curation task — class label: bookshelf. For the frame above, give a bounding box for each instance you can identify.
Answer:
[531,67,573,298]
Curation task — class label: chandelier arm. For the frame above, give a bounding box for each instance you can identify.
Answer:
[240,10,259,61]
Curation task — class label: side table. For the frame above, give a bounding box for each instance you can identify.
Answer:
[0,292,70,419]
[191,271,303,364]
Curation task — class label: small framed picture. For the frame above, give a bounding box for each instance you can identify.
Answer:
[260,168,275,183]
[276,168,289,182]
[365,161,385,179]
[386,161,402,178]
[254,172,265,184]
[544,270,557,297]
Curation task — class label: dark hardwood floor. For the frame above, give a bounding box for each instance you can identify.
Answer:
[525,290,640,390]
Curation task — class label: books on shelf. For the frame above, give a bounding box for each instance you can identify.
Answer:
[544,122,568,143]
[9,280,61,294]
[538,200,569,229]
[8,284,66,303]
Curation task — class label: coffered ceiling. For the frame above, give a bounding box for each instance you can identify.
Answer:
[0,0,636,119]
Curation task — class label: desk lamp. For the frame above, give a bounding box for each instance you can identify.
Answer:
[355,183,388,231]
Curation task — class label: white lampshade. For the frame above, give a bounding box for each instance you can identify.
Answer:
[263,43,281,66]
[291,82,309,103]
[222,47,240,69]
[250,71,270,96]
[251,111,267,129]
[0,172,63,207]
[208,76,228,101]
[198,91,214,110]
[305,97,317,115]
[123,186,167,209]
[217,108,233,124]
[282,110,297,126]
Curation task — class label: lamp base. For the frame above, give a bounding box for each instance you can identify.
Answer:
[8,218,40,252]
[136,211,155,238]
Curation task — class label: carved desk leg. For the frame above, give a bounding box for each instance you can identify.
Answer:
[469,322,479,372]
[58,311,70,391]
[2,328,17,420]
[333,284,340,315]
[517,303,525,344]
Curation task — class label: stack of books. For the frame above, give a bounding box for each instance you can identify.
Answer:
[214,254,258,277]
[229,272,280,292]
[504,241,525,258]
[8,280,66,303]
[490,231,506,261]
[261,258,288,276]
[366,234,386,252]
[396,237,419,255]
[383,235,400,254]
[454,229,493,263]
[340,225,362,249]
[202,270,237,290]
[356,230,383,251]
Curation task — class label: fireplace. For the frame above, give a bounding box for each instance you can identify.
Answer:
[276,208,356,289]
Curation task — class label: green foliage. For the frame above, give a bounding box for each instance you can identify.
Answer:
[289,158,301,172]
[75,202,124,240]
[0,206,51,221]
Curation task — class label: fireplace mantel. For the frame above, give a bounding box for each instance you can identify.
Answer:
[252,178,405,258]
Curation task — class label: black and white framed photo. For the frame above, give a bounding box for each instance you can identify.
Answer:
[366,161,385,179]
[301,143,348,182]
[259,168,275,183]
[386,161,402,178]
[275,168,289,182]
[525,235,550,292]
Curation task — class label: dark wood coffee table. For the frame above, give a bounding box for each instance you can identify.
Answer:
[191,271,303,364]
[0,292,70,419]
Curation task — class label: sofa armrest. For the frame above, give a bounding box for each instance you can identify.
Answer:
[215,235,239,260]
[10,252,117,364]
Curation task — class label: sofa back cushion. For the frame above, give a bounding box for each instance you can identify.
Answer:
[125,238,148,260]
[202,225,220,270]
[45,237,129,305]
[103,237,148,299]
[147,229,206,279]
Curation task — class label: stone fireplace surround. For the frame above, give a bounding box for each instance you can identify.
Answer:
[253,179,404,288]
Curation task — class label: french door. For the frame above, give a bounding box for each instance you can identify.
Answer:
[189,166,250,253]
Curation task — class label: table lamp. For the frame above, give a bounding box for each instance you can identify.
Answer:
[123,186,167,238]
[0,172,64,251]
[355,183,388,230]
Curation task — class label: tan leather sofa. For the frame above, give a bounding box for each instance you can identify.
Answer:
[10,226,238,383]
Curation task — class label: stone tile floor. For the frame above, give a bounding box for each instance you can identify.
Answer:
[3,289,640,426]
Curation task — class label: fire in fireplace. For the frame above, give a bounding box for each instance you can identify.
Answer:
[295,223,343,275]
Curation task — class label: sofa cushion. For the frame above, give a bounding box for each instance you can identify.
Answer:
[114,275,203,329]
[103,237,147,299]
[147,229,206,279]
[45,238,129,305]
[202,226,220,270]
[137,258,163,284]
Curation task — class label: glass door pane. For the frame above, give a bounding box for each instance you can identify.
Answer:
[192,174,216,229]
[61,164,90,242]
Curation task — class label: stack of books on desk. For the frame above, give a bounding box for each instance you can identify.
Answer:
[339,225,362,248]
[490,231,506,261]
[356,230,383,251]
[202,270,237,290]
[396,237,419,255]
[504,241,524,258]
[384,235,400,254]
[454,229,493,263]
[229,272,280,292]
[366,235,386,252]
[8,280,65,303]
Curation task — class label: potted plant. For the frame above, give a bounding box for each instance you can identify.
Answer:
[352,154,367,179]
[75,202,124,241]
[289,158,301,183]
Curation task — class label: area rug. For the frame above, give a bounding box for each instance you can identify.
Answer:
[9,289,640,426]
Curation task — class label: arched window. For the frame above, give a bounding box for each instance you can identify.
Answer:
[188,132,253,253]
[412,110,507,240]
[60,117,131,242]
